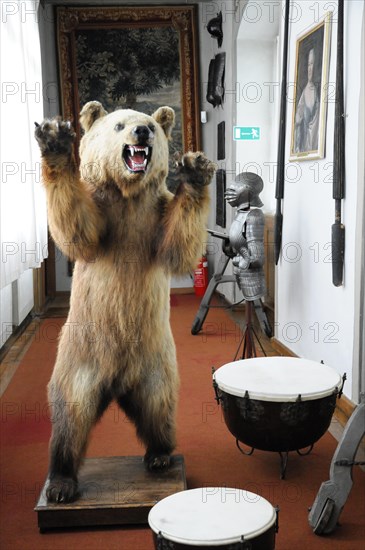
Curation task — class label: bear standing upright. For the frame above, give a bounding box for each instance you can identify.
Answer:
[35,101,215,503]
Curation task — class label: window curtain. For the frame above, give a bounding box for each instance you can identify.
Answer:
[0,0,48,289]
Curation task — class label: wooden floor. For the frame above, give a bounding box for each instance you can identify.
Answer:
[40,292,70,318]
[0,317,42,397]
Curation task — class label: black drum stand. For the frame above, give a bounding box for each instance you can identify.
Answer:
[235,439,314,480]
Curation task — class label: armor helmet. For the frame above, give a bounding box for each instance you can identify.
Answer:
[207,12,223,48]
[225,172,264,209]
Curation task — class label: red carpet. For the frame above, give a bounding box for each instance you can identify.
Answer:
[0,294,364,549]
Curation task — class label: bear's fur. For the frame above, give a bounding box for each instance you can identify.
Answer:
[35,102,215,503]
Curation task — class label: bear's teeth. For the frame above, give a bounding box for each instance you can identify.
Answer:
[130,158,147,170]
[126,146,150,158]
[128,146,149,155]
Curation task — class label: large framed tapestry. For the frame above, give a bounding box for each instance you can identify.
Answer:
[57,6,200,191]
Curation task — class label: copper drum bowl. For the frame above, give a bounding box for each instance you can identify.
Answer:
[148,487,278,549]
[213,357,344,454]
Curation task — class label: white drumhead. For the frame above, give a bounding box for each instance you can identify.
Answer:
[148,487,276,545]
[214,357,342,402]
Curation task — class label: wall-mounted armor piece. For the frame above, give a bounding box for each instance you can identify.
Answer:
[206,53,226,108]
[207,11,223,48]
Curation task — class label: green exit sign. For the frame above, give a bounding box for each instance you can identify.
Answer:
[233,126,260,140]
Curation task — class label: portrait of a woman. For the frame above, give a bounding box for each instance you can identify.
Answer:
[290,13,332,161]
[294,48,320,153]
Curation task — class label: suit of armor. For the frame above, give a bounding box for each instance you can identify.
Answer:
[225,173,266,301]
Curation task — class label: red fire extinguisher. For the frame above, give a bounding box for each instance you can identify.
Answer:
[193,255,208,297]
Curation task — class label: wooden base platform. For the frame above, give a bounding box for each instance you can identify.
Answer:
[35,455,186,532]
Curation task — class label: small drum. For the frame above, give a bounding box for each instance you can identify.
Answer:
[148,487,278,549]
[213,357,344,459]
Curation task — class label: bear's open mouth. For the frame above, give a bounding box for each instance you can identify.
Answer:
[122,145,152,173]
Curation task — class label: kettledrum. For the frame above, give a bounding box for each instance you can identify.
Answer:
[148,487,278,549]
[213,357,345,477]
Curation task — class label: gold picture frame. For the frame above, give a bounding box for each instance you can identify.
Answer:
[56,5,201,190]
[289,12,332,162]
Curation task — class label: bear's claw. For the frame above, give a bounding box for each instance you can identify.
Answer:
[46,476,78,503]
[35,117,75,156]
[144,454,171,472]
[174,151,216,187]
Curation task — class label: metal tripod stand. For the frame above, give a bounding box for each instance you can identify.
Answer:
[191,230,272,341]
[233,300,267,360]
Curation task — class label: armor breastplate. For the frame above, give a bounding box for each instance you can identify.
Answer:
[229,208,266,301]
[229,210,249,253]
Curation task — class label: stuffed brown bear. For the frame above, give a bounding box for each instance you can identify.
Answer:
[35,101,215,503]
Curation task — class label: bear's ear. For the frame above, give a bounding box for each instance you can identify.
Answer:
[152,106,175,138]
[80,101,108,132]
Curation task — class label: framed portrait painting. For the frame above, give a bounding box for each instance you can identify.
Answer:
[56,6,200,191]
[289,13,332,162]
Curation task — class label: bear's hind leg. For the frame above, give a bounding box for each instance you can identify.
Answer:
[118,378,177,472]
[47,381,111,503]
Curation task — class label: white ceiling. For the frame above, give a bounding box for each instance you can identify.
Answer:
[237,0,281,41]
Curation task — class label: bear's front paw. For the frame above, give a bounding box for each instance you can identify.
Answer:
[144,453,171,472]
[174,151,217,188]
[34,117,75,157]
[46,476,78,503]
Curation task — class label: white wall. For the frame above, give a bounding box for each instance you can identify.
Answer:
[236,0,281,215]
[198,0,249,303]
[236,38,278,214]
[275,0,364,401]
